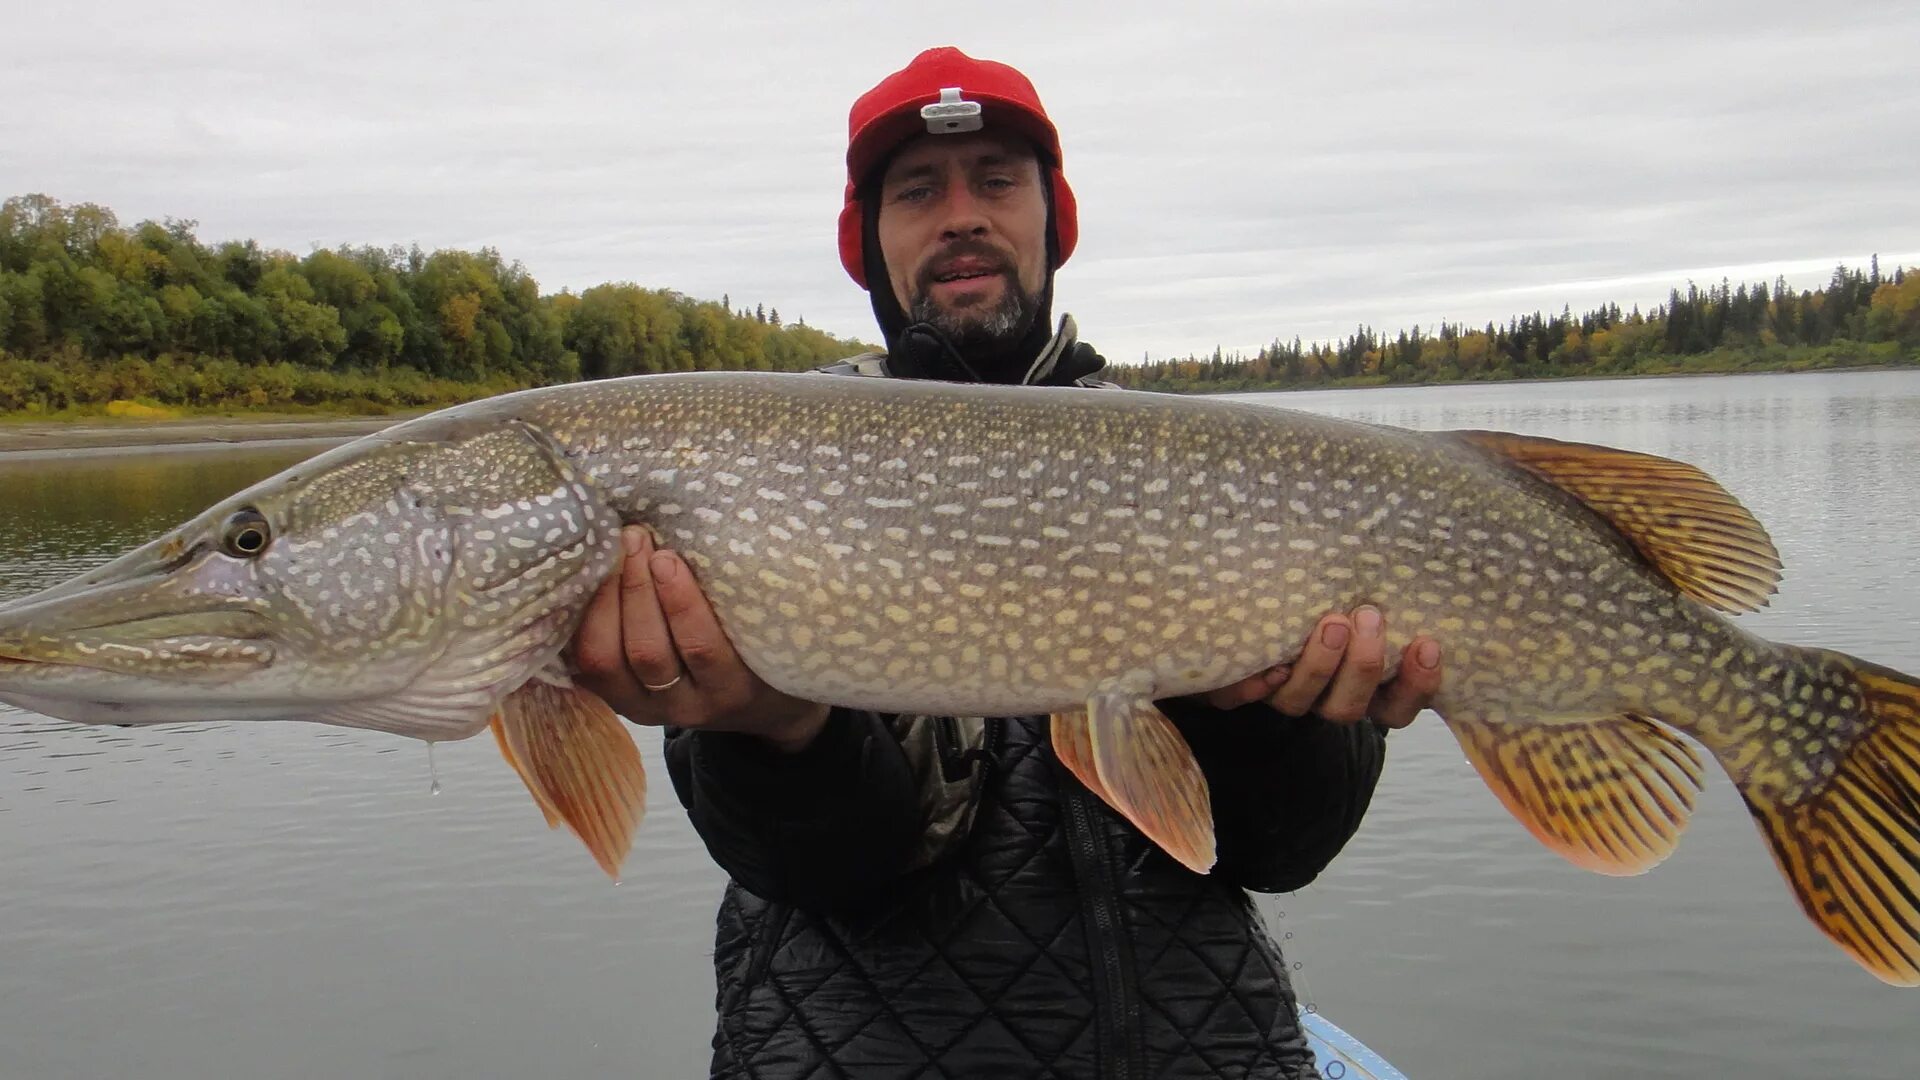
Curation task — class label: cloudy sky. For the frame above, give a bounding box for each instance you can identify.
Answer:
[5,1,1915,362]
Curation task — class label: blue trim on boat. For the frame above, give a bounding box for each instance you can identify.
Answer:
[1300,1007,1409,1080]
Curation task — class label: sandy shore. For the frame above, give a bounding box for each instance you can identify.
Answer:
[0,414,416,458]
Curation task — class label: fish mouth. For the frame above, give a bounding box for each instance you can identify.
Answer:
[0,612,276,681]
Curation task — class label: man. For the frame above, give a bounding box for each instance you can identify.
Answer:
[573,47,1444,1079]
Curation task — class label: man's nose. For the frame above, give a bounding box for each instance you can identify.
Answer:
[937,186,990,240]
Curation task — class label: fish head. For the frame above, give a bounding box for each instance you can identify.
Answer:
[0,419,623,739]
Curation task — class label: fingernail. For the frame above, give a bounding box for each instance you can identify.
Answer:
[649,551,677,582]
[622,526,643,555]
[1322,621,1349,649]
[1416,639,1441,669]
[1266,665,1292,687]
[1355,606,1382,638]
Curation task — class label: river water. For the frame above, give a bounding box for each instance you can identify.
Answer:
[2,369,1917,1079]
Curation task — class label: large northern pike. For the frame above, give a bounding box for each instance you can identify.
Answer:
[0,371,1916,985]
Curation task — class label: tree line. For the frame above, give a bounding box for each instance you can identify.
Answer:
[1107,259,1920,393]
[0,194,872,414]
[5,193,1915,413]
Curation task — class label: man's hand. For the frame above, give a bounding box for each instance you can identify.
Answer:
[573,526,831,753]
[1199,606,1442,729]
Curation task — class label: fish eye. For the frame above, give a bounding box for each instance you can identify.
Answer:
[220,509,272,558]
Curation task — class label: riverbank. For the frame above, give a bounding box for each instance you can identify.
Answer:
[0,413,416,456]
[3,362,1917,458]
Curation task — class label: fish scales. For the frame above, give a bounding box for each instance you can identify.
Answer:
[4,369,1919,986]
[505,373,1727,729]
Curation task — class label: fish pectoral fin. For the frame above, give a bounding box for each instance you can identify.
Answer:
[490,709,562,829]
[1443,710,1705,876]
[1069,683,1217,874]
[1448,429,1782,614]
[494,681,648,881]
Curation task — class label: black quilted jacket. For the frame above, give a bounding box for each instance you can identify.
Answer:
[664,701,1386,1080]
[659,326,1388,1078]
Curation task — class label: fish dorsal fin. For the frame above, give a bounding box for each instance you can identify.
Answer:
[492,680,648,881]
[1451,430,1782,614]
[1444,710,1706,876]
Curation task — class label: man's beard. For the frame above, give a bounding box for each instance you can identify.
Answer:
[906,271,1039,355]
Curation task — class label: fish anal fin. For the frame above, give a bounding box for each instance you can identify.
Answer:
[1080,683,1216,874]
[1450,429,1782,614]
[1443,710,1705,876]
[496,681,648,880]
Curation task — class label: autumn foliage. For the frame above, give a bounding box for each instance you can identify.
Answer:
[0,194,871,415]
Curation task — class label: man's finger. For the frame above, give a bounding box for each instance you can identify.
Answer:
[1268,615,1350,717]
[650,549,746,692]
[615,527,687,693]
[1371,637,1443,729]
[1204,664,1289,711]
[1315,606,1386,723]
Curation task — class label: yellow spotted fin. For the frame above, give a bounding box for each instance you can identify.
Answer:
[1731,649,1920,987]
[1442,710,1705,875]
[1450,429,1783,614]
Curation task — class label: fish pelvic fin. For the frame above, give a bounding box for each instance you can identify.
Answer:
[1449,429,1782,614]
[493,680,648,881]
[1443,710,1705,876]
[1052,681,1216,874]
[1729,647,1920,987]
[1049,710,1103,803]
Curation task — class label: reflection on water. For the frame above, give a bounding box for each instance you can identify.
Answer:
[3,370,1919,1079]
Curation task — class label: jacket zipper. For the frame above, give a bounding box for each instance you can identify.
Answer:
[1060,770,1144,1079]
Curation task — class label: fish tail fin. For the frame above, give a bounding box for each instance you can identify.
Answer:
[1726,646,1920,986]
[492,680,648,881]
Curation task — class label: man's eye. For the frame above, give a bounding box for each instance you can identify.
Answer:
[895,185,934,204]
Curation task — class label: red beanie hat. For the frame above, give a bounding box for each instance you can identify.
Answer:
[837,47,1079,289]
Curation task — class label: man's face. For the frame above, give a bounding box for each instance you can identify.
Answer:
[875,131,1049,350]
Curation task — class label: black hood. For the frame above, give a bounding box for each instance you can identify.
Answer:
[857,173,1062,385]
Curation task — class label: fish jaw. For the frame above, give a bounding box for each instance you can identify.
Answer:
[0,419,625,739]
[0,516,418,727]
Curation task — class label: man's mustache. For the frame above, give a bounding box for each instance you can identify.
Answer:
[914,241,1014,294]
